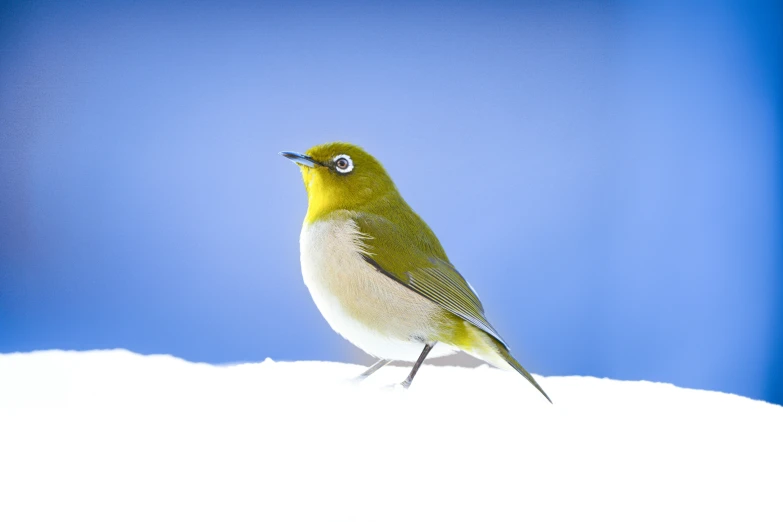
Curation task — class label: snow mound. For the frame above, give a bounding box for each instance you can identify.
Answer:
[1,349,781,521]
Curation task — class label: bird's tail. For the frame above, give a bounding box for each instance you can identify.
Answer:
[466,328,552,403]
[494,342,552,403]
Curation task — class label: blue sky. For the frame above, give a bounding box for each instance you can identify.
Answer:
[1,0,781,403]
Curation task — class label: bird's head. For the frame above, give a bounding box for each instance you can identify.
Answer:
[280,142,399,223]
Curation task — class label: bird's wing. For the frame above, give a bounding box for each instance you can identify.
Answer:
[354,212,506,346]
[355,211,553,403]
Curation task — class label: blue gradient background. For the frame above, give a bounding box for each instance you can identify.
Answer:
[1,1,781,403]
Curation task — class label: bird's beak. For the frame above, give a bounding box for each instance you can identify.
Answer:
[279,151,323,168]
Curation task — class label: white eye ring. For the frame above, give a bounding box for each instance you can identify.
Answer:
[333,154,354,174]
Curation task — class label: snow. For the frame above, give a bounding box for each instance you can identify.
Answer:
[1,349,781,522]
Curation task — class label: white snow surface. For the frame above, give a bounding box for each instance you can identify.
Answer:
[1,349,782,522]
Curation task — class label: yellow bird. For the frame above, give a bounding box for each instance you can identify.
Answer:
[281,143,550,402]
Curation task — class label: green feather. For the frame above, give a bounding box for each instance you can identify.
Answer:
[354,211,500,341]
[354,211,552,403]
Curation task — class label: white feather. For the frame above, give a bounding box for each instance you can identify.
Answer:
[300,213,456,362]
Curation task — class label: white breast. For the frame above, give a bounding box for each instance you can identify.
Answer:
[299,213,455,362]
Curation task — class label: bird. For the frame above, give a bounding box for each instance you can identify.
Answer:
[280,143,551,402]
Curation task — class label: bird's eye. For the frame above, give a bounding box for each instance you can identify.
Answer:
[333,154,354,174]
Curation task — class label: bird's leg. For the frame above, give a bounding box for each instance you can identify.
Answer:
[354,358,392,381]
[401,342,436,389]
